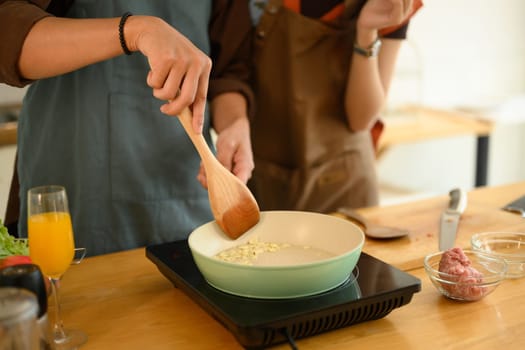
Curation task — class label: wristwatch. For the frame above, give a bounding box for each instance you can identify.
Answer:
[353,38,382,58]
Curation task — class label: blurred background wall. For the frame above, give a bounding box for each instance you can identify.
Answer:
[378,0,525,204]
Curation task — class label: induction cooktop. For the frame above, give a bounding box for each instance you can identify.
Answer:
[146,241,421,349]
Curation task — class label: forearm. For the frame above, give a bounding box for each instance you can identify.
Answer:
[345,31,402,131]
[345,0,413,131]
[345,28,385,131]
[18,14,175,80]
[19,16,124,79]
[210,92,249,133]
[19,12,212,133]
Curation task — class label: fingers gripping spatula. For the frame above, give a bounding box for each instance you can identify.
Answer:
[178,107,260,239]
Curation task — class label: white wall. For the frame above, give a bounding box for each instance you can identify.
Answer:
[0,87,26,105]
[0,86,24,218]
[403,0,525,107]
[380,0,525,200]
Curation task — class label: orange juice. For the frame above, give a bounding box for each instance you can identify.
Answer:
[28,212,75,279]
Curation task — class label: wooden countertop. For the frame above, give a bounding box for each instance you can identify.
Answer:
[378,105,493,156]
[0,103,20,146]
[358,182,525,271]
[57,182,525,350]
[0,121,17,146]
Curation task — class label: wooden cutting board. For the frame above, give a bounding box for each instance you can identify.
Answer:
[345,183,525,271]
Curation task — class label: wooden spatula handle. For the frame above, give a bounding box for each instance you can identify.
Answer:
[176,106,260,239]
[178,107,217,169]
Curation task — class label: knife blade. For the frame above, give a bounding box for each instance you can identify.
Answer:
[439,188,467,251]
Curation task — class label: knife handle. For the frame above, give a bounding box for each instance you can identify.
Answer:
[448,188,467,214]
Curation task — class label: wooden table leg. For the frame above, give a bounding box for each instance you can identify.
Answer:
[475,135,490,187]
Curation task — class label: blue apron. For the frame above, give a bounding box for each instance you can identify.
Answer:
[17,0,214,256]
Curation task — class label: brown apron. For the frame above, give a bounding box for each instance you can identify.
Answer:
[249,0,379,213]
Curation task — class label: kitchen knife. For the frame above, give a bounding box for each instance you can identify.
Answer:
[502,194,525,217]
[439,188,467,251]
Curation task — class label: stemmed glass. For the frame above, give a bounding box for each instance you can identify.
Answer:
[28,185,87,349]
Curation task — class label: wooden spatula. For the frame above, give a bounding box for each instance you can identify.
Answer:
[178,107,260,239]
[335,207,409,239]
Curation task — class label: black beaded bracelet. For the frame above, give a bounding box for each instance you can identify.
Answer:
[119,12,133,55]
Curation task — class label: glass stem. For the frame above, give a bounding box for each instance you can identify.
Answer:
[50,277,68,342]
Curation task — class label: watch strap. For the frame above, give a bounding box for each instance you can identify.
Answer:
[353,38,382,58]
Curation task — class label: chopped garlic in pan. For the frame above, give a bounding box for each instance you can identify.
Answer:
[214,237,335,266]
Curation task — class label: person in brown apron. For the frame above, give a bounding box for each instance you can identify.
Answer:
[249,0,422,213]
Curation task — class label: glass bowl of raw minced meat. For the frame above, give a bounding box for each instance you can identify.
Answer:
[424,247,507,301]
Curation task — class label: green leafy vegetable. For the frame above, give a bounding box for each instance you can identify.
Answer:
[0,220,29,258]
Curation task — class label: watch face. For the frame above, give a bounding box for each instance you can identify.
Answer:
[370,39,382,57]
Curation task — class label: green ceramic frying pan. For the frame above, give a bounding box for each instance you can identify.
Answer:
[188,211,364,299]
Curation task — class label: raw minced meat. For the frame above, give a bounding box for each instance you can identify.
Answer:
[438,247,486,299]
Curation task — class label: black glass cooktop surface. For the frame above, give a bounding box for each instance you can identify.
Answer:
[146,240,420,349]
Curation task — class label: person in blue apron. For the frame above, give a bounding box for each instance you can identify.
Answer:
[0,0,255,256]
[248,0,422,212]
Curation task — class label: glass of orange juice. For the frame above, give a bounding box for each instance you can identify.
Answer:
[28,185,87,349]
